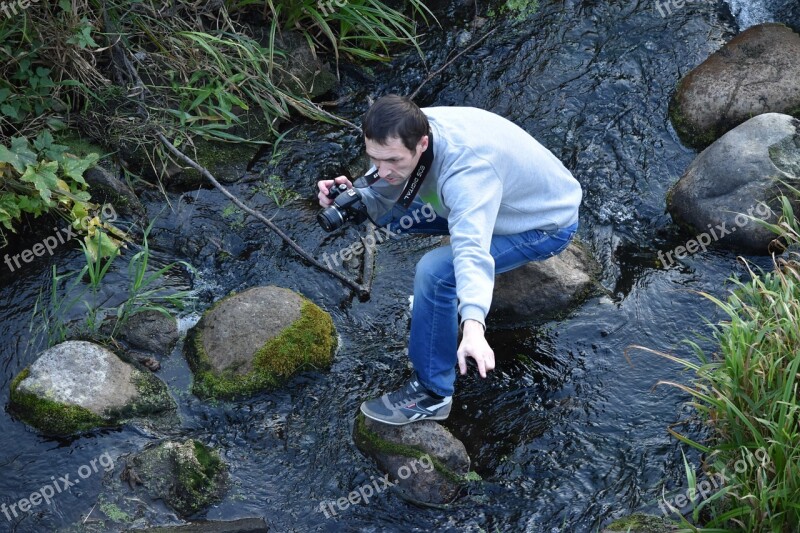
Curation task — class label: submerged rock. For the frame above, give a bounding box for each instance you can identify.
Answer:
[9,340,175,435]
[670,23,800,148]
[353,414,472,505]
[668,113,799,254]
[491,241,599,323]
[186,286,337,399]
[126,439,227,518]
[120,309,180,356]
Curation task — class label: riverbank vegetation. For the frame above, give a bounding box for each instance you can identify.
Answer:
[0,0,432,241]
[645,187,800,532]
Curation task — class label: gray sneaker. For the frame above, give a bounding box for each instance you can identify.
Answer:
[360,375,452,425]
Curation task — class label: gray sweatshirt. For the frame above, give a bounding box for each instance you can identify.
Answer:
[358,106,583,326]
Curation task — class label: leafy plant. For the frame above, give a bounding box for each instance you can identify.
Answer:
[0,132,124,256]
[31,219,195,346]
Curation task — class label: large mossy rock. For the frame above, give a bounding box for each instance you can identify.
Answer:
[186,286,337,400]
[9,341,175,436]
[353,414,472,505]
[670,23,800,148]
[667,113,799,254]
[491,241,599,323]
[127,439,227,518]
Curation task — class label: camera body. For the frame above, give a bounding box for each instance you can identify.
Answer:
[318,183,368,232]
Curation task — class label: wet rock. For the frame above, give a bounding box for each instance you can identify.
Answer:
[603,513,677,533]
[126,440,227,518]
[273,31,338,99]
[9,340,176,435]
[84,163,145,218]
[121,310,180,356]
[490,241,599,323]
[127,518,269,532]
[667,113,799,254]
[670,23,800,148]
[352,414,471,505]
[185,286,337,399]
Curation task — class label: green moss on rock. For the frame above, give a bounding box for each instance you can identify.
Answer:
[131,439,227,517]
[668,84,720,149]
[9,368,108,435]
[187,298,337,400]
[604,513,677,532]
[353,413,472,486]
[9,364,175,436]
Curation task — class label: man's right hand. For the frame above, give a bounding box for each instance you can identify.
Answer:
[317,176,353,207]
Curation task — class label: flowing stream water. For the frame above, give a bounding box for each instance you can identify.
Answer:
[0,0,798,531]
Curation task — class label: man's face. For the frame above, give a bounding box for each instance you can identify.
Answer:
[365,135,429,186]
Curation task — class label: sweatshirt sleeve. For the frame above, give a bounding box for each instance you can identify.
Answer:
[440,160,503,327]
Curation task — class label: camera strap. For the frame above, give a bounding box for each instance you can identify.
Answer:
[360,132,434,209]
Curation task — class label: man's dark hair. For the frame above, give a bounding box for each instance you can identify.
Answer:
[362,95,429,152]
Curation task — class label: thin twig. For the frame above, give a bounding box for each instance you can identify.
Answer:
[409,28,498,100]
[156,132,370,299]
[360,225,376,294]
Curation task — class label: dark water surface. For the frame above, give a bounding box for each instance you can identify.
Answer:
[1,0,796,531]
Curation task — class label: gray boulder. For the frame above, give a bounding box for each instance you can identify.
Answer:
[668,113,799,254]
[9,340,175,435]
[125,440,227,518]
[353,415,473,505]
[490,241,599,323]
[670,23,800,148]
[186,286,337,399]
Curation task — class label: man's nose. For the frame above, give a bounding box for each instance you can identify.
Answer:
[377,164,391,178]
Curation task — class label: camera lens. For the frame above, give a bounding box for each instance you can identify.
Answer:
[317,206,344,232]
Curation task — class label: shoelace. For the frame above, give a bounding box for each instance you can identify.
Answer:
[387,380,423,407]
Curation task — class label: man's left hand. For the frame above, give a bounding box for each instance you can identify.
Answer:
[457,320,495,378]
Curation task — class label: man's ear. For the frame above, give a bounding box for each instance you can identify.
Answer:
[417,135,429,154]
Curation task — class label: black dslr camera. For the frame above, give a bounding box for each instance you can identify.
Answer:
[317,183,368,232]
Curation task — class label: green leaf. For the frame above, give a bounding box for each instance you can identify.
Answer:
[0,88,10,104]
[0,193,22,228]
[0,137,37,173]
[1,103,20,121]
[84,230,121,261]
[20,161,59,204]
[60,153,98,185]
[16,194,47,216]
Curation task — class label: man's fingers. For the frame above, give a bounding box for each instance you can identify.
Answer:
[476,358,487,378]
[485,350,495,372]
[457,350,467,375]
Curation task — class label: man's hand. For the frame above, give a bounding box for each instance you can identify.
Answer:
[457,319,495,378]
[317,176,353,207]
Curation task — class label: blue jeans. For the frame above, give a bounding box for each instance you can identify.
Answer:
[377,200,578,397]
